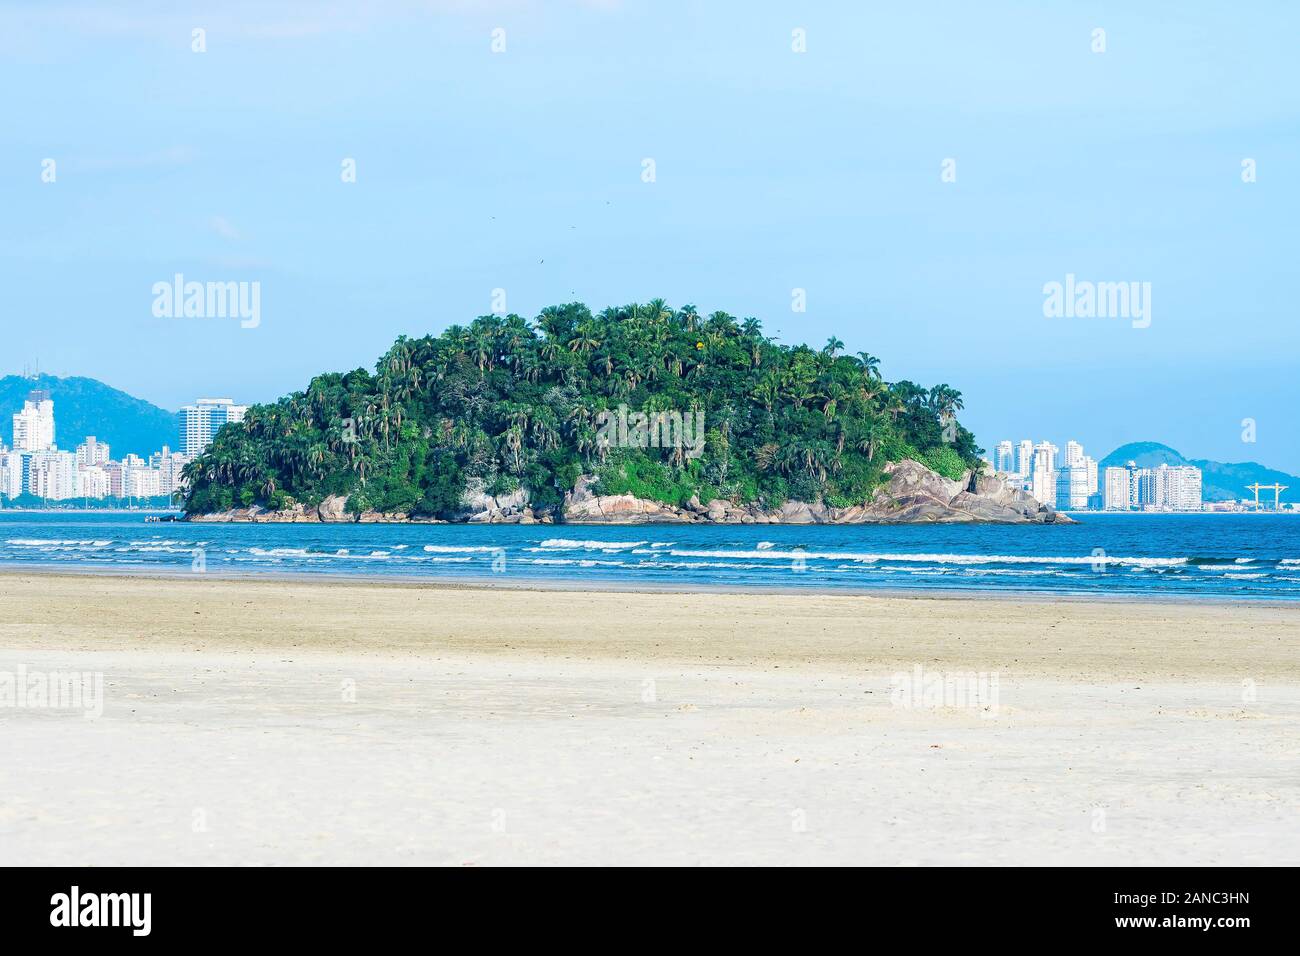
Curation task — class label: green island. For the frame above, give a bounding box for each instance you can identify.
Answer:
[182,301,992,522]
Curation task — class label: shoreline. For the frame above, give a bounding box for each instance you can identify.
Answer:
[2,565,1297,608]
[4,570,1298,681]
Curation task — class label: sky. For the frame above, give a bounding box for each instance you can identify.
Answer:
[2,1,1297,471]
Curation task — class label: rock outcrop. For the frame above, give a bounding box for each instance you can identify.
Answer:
[847,460,1071,523]
[317,494,351,522]
[561,476,693,523]
[187,494,445,524]
[555,459,1071,524]
[186,459,1071,524]
[459,478,538,523]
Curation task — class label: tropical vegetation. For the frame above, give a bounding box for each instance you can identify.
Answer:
[181,302,982,518]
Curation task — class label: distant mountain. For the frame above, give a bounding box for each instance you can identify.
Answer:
[0,374,176,458]
[1100,441,1300,503]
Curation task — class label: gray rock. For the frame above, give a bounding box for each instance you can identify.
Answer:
[317,495,351,522]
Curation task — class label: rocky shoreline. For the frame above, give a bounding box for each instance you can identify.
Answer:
[187,459,1073,525]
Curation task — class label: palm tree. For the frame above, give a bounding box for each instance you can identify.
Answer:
[928,384,964,423]
[856,352,881,379]
[567,323,600,355]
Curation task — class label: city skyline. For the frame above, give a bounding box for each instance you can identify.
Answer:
[992,435,1209,512]
[0,388,242,503]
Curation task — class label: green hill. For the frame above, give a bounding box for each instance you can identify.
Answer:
[182,301,981,517]
[1101,441,1299,503]
[1099,441,1186,469]
[0,374,176,458]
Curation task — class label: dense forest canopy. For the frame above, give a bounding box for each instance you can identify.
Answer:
[182,301,983,517]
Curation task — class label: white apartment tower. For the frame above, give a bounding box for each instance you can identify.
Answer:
[12,390,55,452]
[1033,441,1058,474]
[27,450,78,500]
[179,398,248,457]
[0,450,22,498]
[1103,466,1131,510]
[76,436,111,467]
[1154,464,1203,510]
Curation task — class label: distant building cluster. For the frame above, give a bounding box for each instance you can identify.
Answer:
[1102,461,1203,511]
[992,438,1203,511]
[0,390,245,503]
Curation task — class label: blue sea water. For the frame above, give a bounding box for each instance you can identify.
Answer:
[3,511,1300,600]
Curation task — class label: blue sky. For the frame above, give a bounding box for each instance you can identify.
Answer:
[2,1,1297,470]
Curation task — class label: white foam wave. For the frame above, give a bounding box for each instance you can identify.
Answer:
[663,548,1187,567]
[537,538,647,551]
[423,545,500,553]
[6,538,112,548]
[639,560,768,571]
[521,557,630,568]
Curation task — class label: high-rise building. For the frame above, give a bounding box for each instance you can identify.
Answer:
[1016,440,1034,478]
[1133,467,1157,507]
[1033,441,1058,475]
[994,441,1015,473]
[1055,466,1092,510]
[179,398,248,457]
[1031,465,1056,507]
[106,462,125,498]
[76,466,111,499]
[27,450,78,500]
[125,466,162,498]
[1103,466,1131,510]
[1065,440,1085,468]
[0,450,23,498]
[1154,464,1202,510]
[12,390,55,452]
[76,436,111,467]
[150,446,191,496]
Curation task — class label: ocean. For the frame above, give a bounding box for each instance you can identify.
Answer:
[2,511,1299,600]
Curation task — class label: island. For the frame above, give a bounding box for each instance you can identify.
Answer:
[181,301,1067,525]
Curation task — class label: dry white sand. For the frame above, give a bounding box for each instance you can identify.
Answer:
[2,573,1297,865]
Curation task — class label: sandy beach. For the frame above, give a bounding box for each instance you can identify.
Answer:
[2,572,1298,865]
